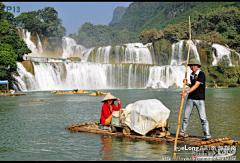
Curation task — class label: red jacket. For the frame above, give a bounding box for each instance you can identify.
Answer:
[100,102,121,125]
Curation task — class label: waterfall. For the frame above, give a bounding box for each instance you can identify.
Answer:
[212,44,234,66]
[14,62,38,91]
[170,40,184,65]
[37,34,43,55]
[115,45,120,63]
[195,40,240,66]
[96,46,111,64]
[20,29,43,56]
[15,62,151,91]
[124,43,153,64]
[62,37,88,59]
[61,37,153,64]
[170,40,200,66]
[21,29,37,55]
[14,36,240,91]
[188,40,200,62]
[84,42,153,64]
[146,65,191,88]
[128,64,133,88]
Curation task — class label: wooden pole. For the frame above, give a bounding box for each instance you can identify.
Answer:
[172,16,191,160]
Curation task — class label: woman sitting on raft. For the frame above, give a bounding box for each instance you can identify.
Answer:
[100,93,121,130]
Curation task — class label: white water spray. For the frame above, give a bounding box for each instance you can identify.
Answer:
[62,37,88,59]
[146,65,191,88]
[170,40,200,66]
[20,29,43,56]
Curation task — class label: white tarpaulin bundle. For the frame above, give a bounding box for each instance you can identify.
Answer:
[122,99,170,135]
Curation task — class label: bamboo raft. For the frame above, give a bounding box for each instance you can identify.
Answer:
[0,93,26,97]
[66,122,240,148]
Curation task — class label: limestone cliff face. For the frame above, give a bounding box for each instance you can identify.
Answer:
[21,61,34,75]
[109,6,127,25]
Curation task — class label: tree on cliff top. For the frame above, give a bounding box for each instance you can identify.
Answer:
[15,6,66,51]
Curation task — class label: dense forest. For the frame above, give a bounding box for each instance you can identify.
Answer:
[137,6,240,87]
[139,7,240,62]
[0,2,31,90]
[69,22,138,48]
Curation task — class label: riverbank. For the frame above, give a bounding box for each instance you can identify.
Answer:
[0,93,26,97]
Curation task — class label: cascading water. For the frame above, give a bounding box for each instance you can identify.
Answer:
[170,40,184,66]
[86,42,153,64]
[15,62,150,91]
[150,39,202,89]
[95,46,111,63]
[15,33,240,91]
[19,29,43,56]
[212,44,235,66]
[13,62,37,91]
[146,65,191,88]
[62,37,88,59]
[170,40,200,66]
[187,40,200,62]
[123,43,153,64]
[37,34,43,55]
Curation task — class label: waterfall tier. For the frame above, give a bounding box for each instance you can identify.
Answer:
[62,37,154,64]
[15,62,152,91]
[170,40,200,66]
[212,44,240,66]
[18,29,43,56]
[62,37,88,59]
[146,65,191,88]
[15,32,240,91]
[86,43,154,64]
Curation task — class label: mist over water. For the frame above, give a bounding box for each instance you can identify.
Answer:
[15,62,151,91]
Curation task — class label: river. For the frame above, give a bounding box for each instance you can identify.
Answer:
[0,88,239,161]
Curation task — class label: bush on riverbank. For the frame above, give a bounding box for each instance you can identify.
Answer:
[200,65,240,87]
[228,83,239,87]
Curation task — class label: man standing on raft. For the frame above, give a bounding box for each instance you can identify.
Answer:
[179,58,212,141]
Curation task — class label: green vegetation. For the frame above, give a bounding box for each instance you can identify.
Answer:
[200,65,240,87]
[0,2,31,89]
[109,2,171,33]
[136,4,240,85]
[15,6,66,51]
[69,22,138,48]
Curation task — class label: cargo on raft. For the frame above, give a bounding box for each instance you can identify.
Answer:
[66,99,240,148]
[65,122,240,148]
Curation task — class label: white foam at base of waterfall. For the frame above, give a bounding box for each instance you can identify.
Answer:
[15,62,151,91]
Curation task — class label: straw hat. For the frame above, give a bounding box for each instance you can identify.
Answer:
[101,93,118,102]
[188,58,201,67]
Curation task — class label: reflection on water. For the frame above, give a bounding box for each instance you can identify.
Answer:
[100,135,115,160]
[99,135,173,161]
[0,88,239,161]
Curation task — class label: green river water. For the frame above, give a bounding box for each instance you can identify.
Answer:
[0,88,239,161]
